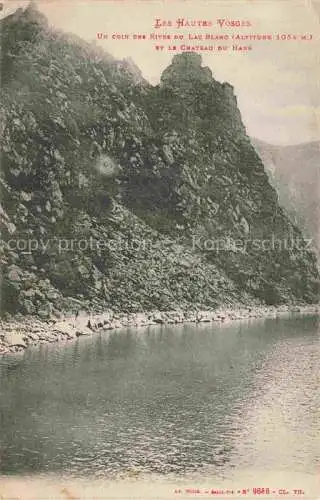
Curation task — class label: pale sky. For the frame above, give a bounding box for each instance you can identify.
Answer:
[2,0,320,145]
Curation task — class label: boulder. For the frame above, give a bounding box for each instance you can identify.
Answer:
[51,321,77,338]
[46,289,60,300]
[196,311,214,322]
[8,266,22,282]
[101,312,114,323]
[20,298,36,315]
[37,305,52,320]
[27,332,40,341]
[112,320,123,329]
[133,313,149,326]
[75,326,92,337]
[151,311,165,324]
[103,321,114,330]
[3,332,27,348]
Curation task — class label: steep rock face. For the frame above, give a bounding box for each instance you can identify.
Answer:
[0,6,318,317]
[252,138,320,259]
[126,54,319,303]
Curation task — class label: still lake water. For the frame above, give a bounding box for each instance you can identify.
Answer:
[0,315,319,499]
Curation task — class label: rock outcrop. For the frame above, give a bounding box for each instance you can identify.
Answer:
[0,5,318,320]
[252,138,320,260]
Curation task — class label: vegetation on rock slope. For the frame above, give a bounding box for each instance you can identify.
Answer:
[0,5,318,318]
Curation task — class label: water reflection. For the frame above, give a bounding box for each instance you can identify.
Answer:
[0,315,318,482]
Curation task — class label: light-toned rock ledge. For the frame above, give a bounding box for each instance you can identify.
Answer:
[0,305,318,356]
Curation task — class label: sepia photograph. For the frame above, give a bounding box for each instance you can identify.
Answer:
[0,1,319,498]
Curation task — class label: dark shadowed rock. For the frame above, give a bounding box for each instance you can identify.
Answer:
[0,7,318,319]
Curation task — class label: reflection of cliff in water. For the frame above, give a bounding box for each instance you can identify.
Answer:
[0,315,318,478]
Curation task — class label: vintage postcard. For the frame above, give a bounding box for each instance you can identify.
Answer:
[0,0,319,499]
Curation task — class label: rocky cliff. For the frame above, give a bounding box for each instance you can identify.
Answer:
[0,5,318,319]
[252,138,320,260]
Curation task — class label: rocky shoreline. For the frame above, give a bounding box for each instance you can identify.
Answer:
[0,304,318,356]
